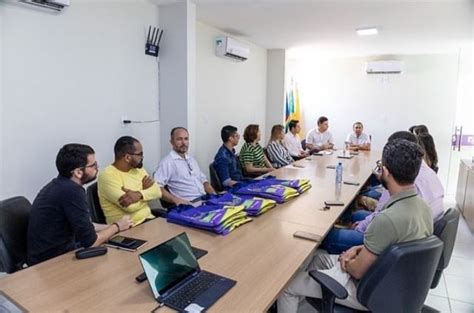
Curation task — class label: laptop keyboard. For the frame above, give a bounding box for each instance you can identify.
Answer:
[165,271,221,308]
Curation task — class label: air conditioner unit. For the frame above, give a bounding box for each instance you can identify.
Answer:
[366,60,403,74]
[19,0,70,12]
[215,36,249,62]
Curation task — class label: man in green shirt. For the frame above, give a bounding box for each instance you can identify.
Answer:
[277,138,433,312]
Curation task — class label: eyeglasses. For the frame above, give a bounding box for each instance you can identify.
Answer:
[83,162,98,169]
[129,151,143,157]
[373,160,382,175]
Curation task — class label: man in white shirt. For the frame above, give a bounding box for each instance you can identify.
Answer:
[154,127,216,205]
[284,120,309,160]
[345,122,371,151]
[305,116,334,151]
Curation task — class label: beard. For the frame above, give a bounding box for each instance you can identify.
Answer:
[136,160,143,168]
[380,170,388,190]
[81,172,97,185]
[177,145,188,154]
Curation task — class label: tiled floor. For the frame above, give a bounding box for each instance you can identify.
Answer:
[425,214,474,313]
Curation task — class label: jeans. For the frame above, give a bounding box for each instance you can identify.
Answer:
[321,210,371,254]
[360,185,382,200]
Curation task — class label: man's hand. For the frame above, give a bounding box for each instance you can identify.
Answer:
[338,245,363,272]
[321,143,331,150]
[119,187,143,207]
[174,198,193,206]
[115,215,134,231]
[350,221,360,230]
[142,176,155,190]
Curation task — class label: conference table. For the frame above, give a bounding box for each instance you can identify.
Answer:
[0,150,380,312]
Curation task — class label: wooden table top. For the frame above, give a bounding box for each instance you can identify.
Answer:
[0,151,380,312]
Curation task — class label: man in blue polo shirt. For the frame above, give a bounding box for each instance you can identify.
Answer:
[213,125,244,188]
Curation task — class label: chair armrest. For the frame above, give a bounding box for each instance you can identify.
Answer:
[309,270,348,300]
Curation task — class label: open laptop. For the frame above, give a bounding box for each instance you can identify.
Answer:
[138,232,236,312]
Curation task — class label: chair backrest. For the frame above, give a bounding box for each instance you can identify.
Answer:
[209,162,223,192]
[159,185,175,210]
[357,236,443,313]
[431,208,460,288]
[301,139,306,150]
[86,182,106,224]
[0,196,32,273]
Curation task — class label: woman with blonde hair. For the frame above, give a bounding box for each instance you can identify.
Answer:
[267,124,294,168]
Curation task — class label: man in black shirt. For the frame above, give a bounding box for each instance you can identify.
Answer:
[27,144,133,266]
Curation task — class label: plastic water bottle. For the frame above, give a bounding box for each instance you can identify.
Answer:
[336,162,343,185]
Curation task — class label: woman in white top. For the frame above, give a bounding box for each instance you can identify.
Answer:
[345,122,371,151]
[267,125,294,168]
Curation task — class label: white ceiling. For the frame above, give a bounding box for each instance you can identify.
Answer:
[193,0,473,58]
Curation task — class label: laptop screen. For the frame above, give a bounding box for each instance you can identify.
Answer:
[139,232,199,298]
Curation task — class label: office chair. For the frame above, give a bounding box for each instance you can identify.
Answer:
[86,182,106,224]
[306,236,443,313]
[301,139,306,150]
[209,162,224,192]
[159,185,176,212]
[0,196,32,273]
[430,208,460,288]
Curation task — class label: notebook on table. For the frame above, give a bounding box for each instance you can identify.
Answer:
[139,232,236,312]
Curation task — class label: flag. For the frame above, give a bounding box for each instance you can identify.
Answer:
[284,80,305,136]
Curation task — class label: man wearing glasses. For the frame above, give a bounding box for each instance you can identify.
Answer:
[27,144,133,266]
[278,138,433,312]
[154,127,216,205]
[321,131,444,254]
[98,136,161,226]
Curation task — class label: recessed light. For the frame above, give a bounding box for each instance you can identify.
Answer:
[356,27,378,36]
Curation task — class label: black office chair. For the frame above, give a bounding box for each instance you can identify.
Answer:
[301,139,306,151]
[209,162,224,192]
[159,185,176,212]
[430,208,460,288]
[86,182,106,224]
[0,196,32,273]
[306,236,443,313]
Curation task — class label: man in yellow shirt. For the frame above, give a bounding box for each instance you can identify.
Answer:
[98,136,162,225]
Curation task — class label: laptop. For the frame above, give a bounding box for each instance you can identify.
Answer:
[138,232,236,312]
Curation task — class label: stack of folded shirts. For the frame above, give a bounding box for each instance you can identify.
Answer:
[251,178,312,194]
[206,193,277,216]
[279,179,312,194]
[234,183,299,203]
[167,204,252,235]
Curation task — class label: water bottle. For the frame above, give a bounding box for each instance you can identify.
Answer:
[336,162,343,185]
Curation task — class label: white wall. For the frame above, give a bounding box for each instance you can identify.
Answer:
[158,1,196,158]
[266,49,286,139]
[0,1,160,201]
[287,54,461,188]
[195,22,267,175]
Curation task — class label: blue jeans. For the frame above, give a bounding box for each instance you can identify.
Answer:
[352,210,371,222]
[360,185,382,200]
[321,210,370,254]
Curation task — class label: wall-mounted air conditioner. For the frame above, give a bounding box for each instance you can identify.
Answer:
[19,0,70,12]
[215,36,249,62]
[366,60,403,74]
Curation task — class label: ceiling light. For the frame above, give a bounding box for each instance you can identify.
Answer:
[356,27,378,36]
